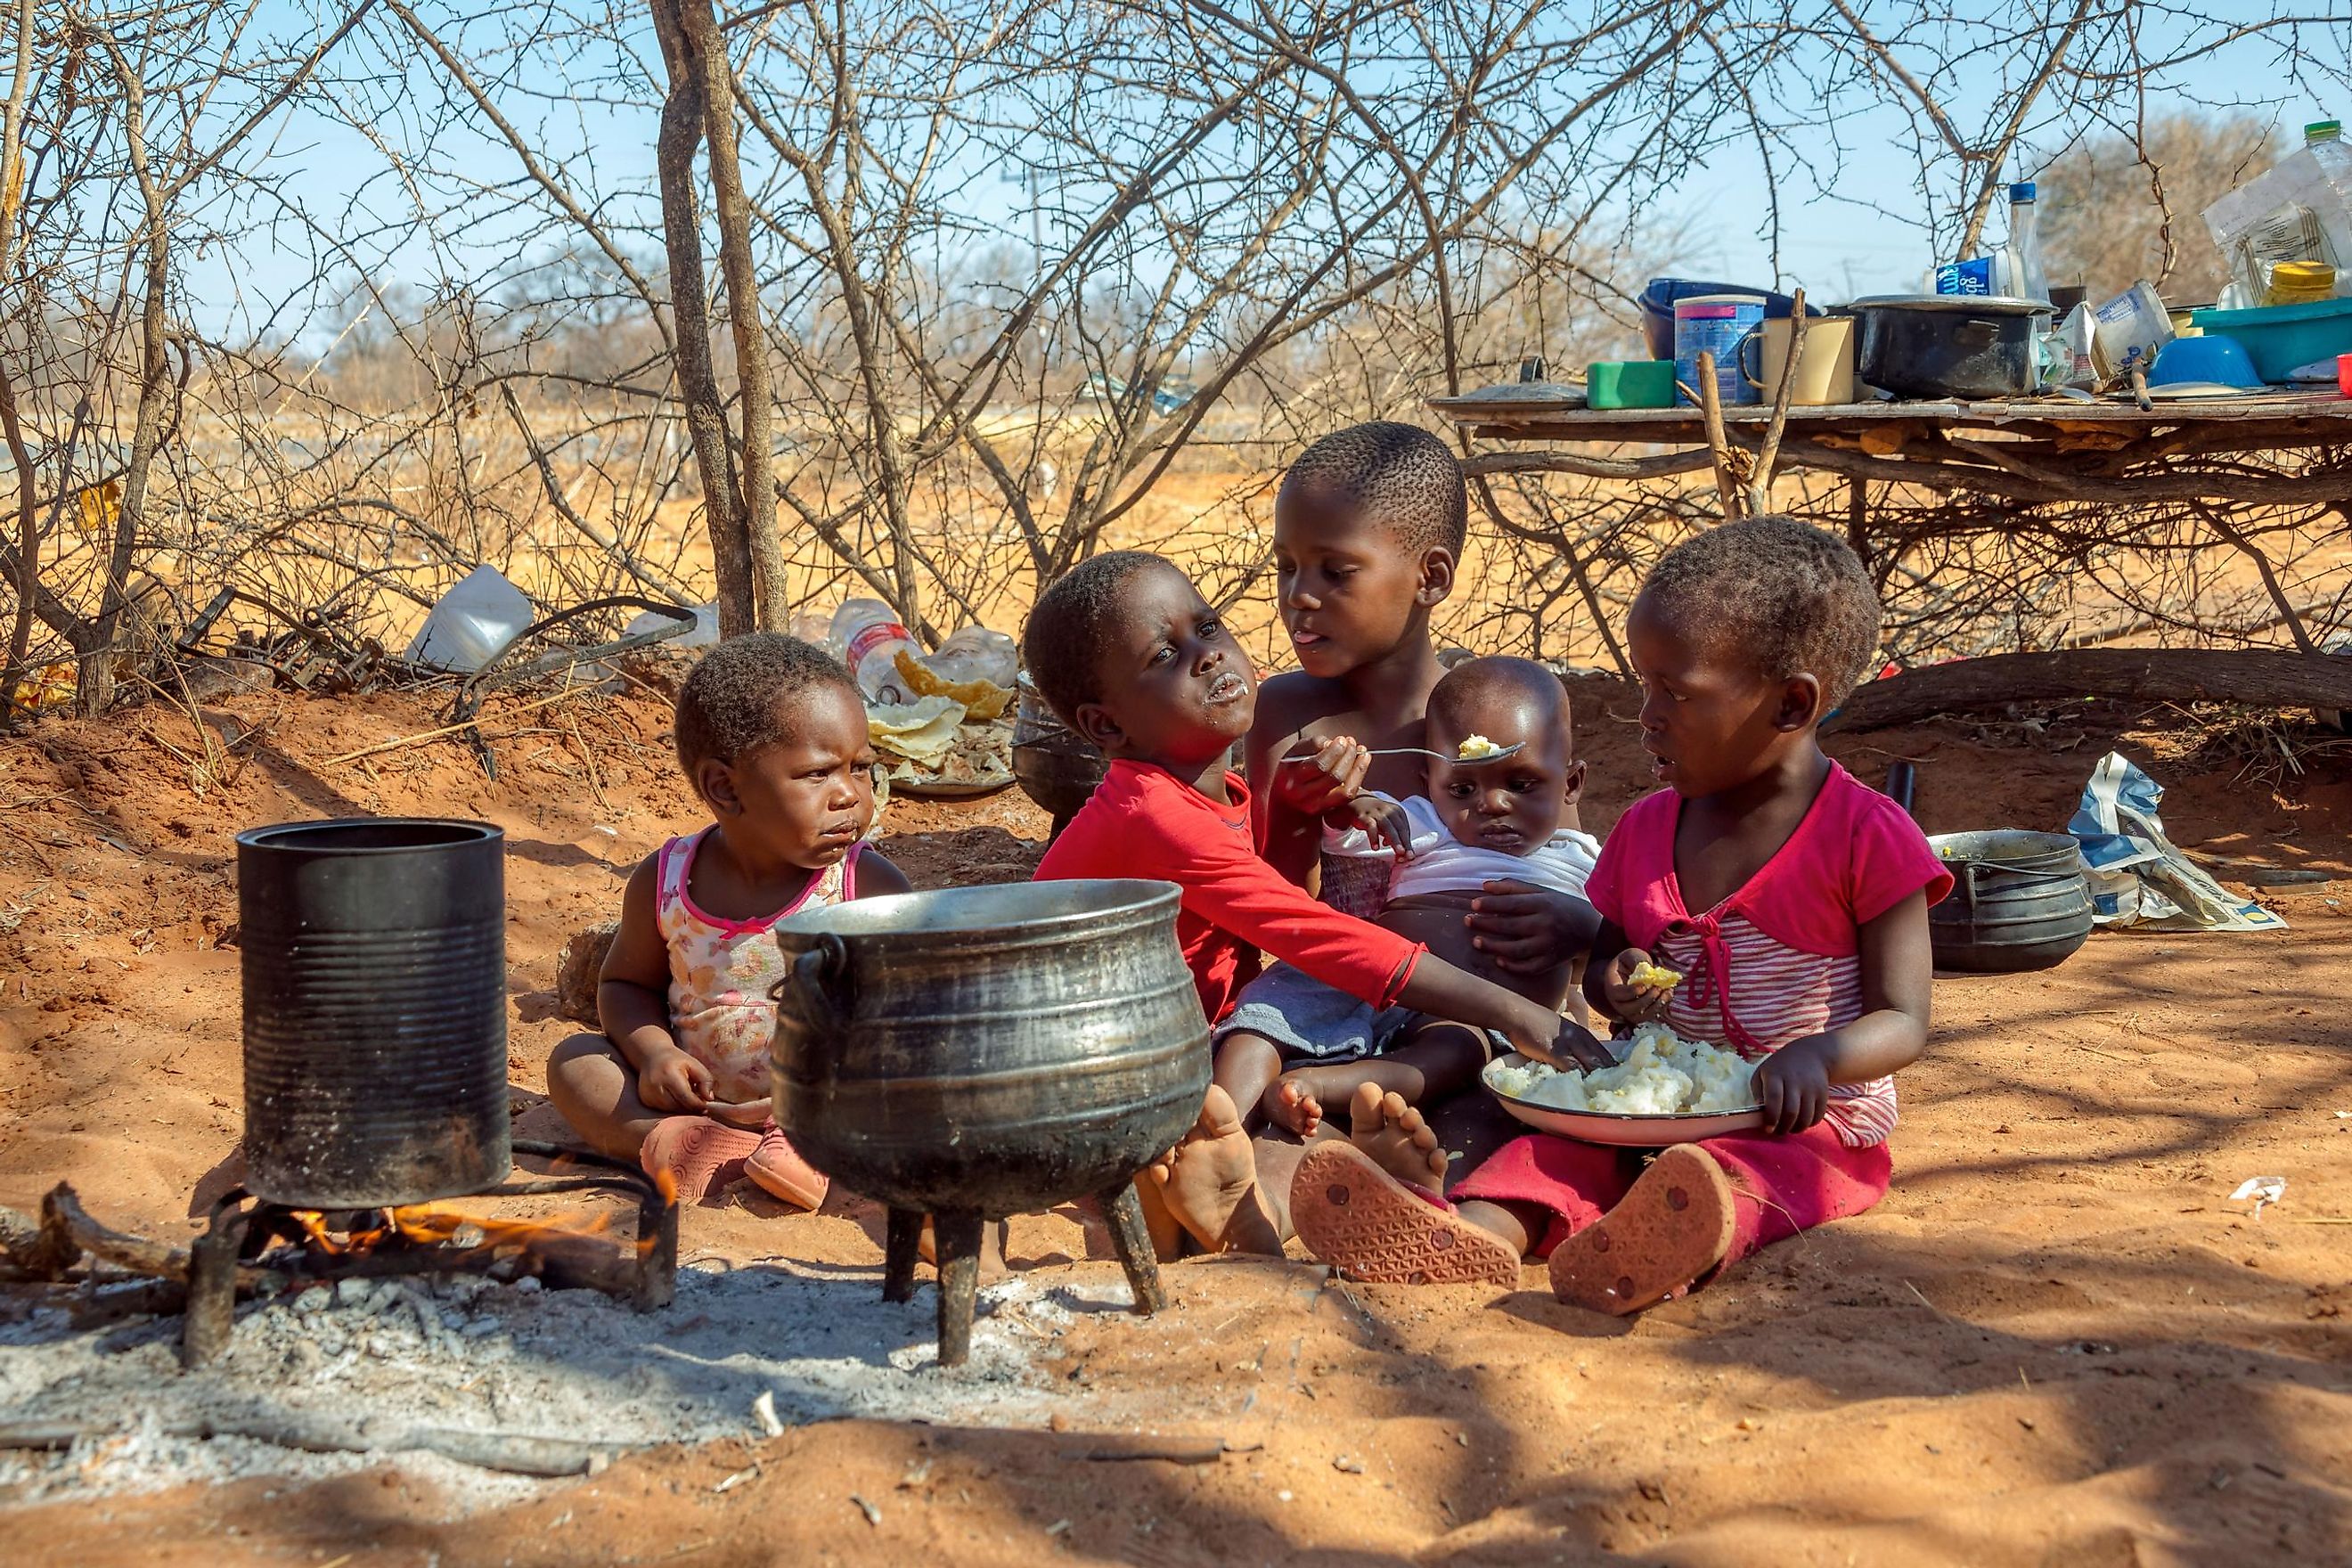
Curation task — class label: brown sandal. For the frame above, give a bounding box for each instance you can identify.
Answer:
[1290,1143,1522,1286]
[1546,1144,1736,1314]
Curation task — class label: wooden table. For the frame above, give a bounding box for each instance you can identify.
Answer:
[1431,393,2352,508]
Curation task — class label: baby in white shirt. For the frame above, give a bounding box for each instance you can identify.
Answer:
[1216,656,1601,1135]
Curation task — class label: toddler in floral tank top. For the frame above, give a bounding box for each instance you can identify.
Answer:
[1293,519,1948,1312]
[547,634,910,1205]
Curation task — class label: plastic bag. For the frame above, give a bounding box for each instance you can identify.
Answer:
[2068,752,2285,932]
[405,565,533,672]
[2205,140,2352,300]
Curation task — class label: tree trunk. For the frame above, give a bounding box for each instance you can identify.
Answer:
[78,42,169,716]
[675,0,788,633]
[1828,649,2352,732]
[649,0,755,638]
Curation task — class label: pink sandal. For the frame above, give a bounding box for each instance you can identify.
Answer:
[1546,1144,1736,1314]
[641,1115,761,1204]
[1290,1143,1521,1286]
[744,1123,829,1212]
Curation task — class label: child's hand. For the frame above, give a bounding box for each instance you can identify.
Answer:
[1468,879,1597,975]
[1336,792,1416,861]
[1600,948,1675,1023]
[1273,736,1370,819]
[1750,1040,1830,1135]
[1536,1019,1617,1072]
[640,1046,715,1114]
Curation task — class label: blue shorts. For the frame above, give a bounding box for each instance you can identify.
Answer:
[1213,963,1500,1064]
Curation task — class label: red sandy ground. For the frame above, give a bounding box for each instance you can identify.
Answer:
[0,677,2348,1565]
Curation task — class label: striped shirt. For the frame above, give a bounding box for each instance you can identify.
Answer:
[1587,764,1951,1151]
[1651,912,1897,1147]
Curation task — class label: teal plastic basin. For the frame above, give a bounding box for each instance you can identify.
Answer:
[2187,297,2352,382]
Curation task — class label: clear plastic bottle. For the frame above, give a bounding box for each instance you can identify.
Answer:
[2307,119,2342,146]
[829,599,918,702]
[922,626,1018,689]
[2002,181,2051,304]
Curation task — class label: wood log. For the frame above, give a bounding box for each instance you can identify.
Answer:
[1829,649,2352,732]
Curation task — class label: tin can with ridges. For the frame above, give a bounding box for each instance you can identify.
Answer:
[237,818,510,1207]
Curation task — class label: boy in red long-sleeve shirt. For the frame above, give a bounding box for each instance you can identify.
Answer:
[1027,551,1606,1255]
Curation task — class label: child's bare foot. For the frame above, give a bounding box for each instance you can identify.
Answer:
[1346,1082,1449,1191]
[1547,1144,1735,1315]
[1142,1087,1281,1254]
[1259,1076,1325,1139]
[641,1115,761,1205]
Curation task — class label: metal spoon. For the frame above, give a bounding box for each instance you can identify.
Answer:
[1362,742,1526,764]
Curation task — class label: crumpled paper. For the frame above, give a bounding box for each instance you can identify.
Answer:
[2068,752,2286,932]
[865,695,967,767]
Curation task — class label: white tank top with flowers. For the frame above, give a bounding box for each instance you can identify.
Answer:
[655,827,862,1103]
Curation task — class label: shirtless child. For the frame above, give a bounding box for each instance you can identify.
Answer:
[1214,657,1602,1135]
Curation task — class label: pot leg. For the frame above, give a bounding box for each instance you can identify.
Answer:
[183,1204,249,1369]
[883,1207,923,1304]
[1100,1182,1168,1316]
[933,1208,984,1368]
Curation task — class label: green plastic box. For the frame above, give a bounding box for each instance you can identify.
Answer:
[1588,360,1677,410]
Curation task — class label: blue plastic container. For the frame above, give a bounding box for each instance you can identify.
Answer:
[1640,278,1817,361]
[1674,295,1765,408]
[2186,298,2352,382]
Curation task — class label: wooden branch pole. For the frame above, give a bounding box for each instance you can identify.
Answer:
[1828,649,2352,732]
[1748,287,1807,514]
[1690,352,1743,519]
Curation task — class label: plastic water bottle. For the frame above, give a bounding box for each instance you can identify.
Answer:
[829,600,918,702]
[2001,181,2051,304]
[921,626,1017,689]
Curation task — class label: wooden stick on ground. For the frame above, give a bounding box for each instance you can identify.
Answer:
[319,683,599,766]
[1748,287,1808,515]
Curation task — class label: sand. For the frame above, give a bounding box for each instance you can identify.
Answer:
[0,677,2348,1565]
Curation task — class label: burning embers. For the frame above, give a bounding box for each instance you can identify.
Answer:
[6,1142,676,1368]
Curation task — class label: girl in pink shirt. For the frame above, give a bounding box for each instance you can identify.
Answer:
[1293,517,1949,1312]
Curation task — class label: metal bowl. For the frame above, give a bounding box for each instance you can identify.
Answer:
[1481,1055,1765,1147]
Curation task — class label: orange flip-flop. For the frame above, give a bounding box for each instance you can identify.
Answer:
[641,1115,761,1205]
[744,1123,829,1212]
[1290,1142,1522,1286]
[1546,1144,1736,1314]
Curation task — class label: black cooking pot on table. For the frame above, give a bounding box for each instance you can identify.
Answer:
[770,878,1207,1364]
[1850,295,2054,399]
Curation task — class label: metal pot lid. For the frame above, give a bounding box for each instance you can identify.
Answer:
[1430,380,1588,407]
[1848,294,2054,315]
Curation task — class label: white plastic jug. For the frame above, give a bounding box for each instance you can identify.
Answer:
[404,565,534,672]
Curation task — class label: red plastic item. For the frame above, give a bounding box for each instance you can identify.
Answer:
[2339,352,2352,398]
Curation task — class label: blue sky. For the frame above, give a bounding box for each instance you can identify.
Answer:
[179,4,2349,346]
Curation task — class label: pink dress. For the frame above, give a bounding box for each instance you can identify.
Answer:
[1451,764,1949,1258]
[656,828,863,1103]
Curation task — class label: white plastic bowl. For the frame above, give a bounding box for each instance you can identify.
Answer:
[1482,1054,1765,1147]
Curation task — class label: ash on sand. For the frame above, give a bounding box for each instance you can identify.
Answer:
[0,1258,1110,1514]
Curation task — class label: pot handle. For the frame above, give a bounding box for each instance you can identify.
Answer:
[1956,319,1998,349]
[772,933,851,1033]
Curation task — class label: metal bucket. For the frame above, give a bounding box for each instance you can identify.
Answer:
[237,818,510,1207]
[1010,671,1109,835]
[769,878,1208,1218]
[1927,829,2094,974]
